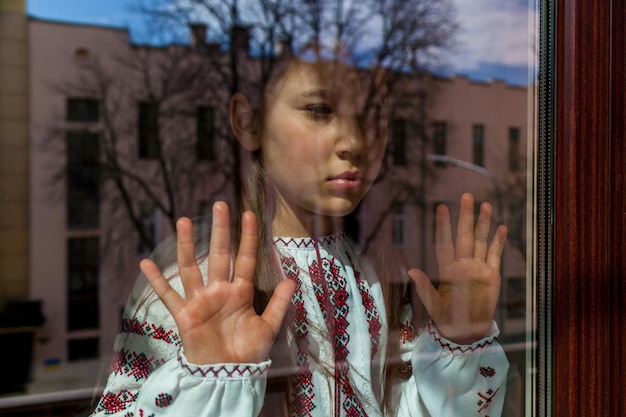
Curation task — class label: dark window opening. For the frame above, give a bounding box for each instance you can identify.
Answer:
[137,201,158,256]
[390,118,407,166]
[433,121,447,155]
[138,101,159,159]
[392,204,405,246]
[66,98,99,122]
[197,106,216,161]
[68,338,99,362]
[67,238,99,331]
[67,132,100,229]
[472,124,485,167]
[509,127,521,171]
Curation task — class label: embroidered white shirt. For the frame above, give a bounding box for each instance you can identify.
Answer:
[91,232,508,417]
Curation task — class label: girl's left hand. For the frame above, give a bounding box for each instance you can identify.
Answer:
[408,193,508,344]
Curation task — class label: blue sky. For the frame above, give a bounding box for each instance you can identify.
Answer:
[27,0,139,29]
[27,0,534,86]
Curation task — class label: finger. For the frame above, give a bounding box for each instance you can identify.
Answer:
[486,224,508,271]
[455,193,476,259]
[408,268,443,322]
[261,278,297,337]
[232,211,259,285]
[207,201,232,283]
[176,217,205,297]
[434,204,455,267]
[473,202,492,261]
[140,259,184,316]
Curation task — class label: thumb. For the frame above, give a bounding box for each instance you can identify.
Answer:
[261,278,296,337]
[408,268,442,321]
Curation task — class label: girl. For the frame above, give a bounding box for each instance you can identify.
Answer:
[92,54,508,417]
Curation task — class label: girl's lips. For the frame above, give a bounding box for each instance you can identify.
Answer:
[327,172,362,189]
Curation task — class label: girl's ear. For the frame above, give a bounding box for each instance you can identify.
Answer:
[229,93,260,151]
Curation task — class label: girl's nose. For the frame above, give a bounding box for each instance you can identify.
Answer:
[336,115,366,159]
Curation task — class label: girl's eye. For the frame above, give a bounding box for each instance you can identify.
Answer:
[304,104,333,118]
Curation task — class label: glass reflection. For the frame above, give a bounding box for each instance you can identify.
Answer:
[0,1,536,416]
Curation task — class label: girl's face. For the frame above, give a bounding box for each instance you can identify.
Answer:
[260,61,387,236]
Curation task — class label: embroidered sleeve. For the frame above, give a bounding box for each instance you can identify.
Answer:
[90,274,269,417]
[397,320,509,417]
[117,354,270,417]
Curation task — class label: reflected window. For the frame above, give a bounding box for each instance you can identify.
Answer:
[472,124,485,167]
[68,337,99,362]
[392,204,405,246]
[197,105,216,161]
[138,101,159,159]
[66,98,99,122]
[433,121,447,156]
[508,201,525,250]
[506,276,526,319]
[67,237,99,331]
[390,118,407,166]
[509,127,521,171]
[66,132,100,229]
[137,201,159,256]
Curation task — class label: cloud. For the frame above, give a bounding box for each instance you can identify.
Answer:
[144,0,536,84]
[450,0,534,72]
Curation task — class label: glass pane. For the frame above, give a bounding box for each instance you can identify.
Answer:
[66,132,100,229]
[66,98,100,123]
[1,0,539,415]
[67,238,99,331]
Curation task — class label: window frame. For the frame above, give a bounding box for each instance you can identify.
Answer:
[537,0,626,415]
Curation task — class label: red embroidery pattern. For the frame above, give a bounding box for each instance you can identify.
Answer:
[155,392,173,407]
[278,237,373,417]
[427,322,497,353]
[179,352,270,378]
[281,256,316,417]
[477,388,499,412]
[110,348,165,381]
[357,280,382,356]
[292,364,316,417]
[120,318,181,346]
[96,389,137,414]
[480,366,496,377]
[347,252,382,357]
[309,260,329,323]
[309,254,366,417]
[339,372,367,417]
[399,320,415,344]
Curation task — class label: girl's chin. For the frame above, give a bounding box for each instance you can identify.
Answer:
[316,201,361,217]
[279,193,363,219]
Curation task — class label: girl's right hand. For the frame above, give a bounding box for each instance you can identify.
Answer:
[139,201,296,365]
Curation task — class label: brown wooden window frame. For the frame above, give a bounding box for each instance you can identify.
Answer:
[538,0,626,415]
